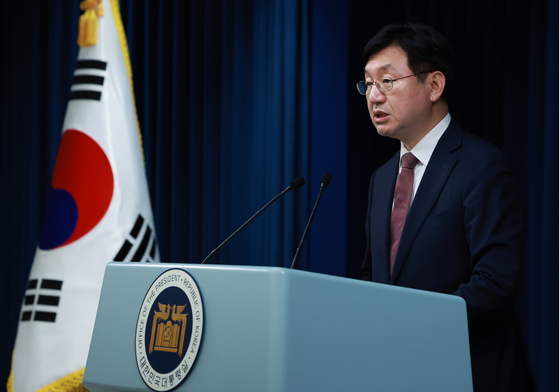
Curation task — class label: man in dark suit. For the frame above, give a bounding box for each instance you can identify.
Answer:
[358,24,537,391]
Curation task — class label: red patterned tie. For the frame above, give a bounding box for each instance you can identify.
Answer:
[389,152,419,277]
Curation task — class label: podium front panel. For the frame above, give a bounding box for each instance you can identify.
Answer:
[84,263,472,391]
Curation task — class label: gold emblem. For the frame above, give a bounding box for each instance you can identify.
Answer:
[149,303,188,356]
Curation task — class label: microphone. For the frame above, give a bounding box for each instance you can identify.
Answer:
[291,173,332,269]
[201,176,306,264]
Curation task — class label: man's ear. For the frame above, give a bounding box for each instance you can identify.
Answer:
[429,71,446,102]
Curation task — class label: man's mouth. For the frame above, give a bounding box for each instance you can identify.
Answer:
[373,110,390,122]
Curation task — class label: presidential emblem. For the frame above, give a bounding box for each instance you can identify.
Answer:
[135,269,204,391]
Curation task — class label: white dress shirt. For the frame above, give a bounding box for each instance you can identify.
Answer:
[397,113,452,206]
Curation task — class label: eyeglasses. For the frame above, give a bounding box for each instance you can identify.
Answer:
[356,71,433,95]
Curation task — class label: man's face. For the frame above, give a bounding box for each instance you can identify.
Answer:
[364,46,433,144]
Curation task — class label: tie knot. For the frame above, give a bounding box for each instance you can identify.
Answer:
[401,153,418,169]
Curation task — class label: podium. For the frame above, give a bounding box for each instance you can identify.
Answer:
[84,263,473,391]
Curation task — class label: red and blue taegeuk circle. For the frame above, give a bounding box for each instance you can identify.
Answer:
[39,129,114,250]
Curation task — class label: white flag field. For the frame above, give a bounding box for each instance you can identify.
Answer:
[8,0,160,390]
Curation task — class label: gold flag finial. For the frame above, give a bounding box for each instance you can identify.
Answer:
[78,0,104,47]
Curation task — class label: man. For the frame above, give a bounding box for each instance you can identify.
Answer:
[358,24,536,391]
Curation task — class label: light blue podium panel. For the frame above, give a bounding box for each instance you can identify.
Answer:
[84,263,473,392]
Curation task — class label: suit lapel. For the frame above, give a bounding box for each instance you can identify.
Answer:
[390,121,464,283]
[371,153,399,284]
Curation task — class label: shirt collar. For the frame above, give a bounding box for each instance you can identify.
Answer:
[400,113,451,166]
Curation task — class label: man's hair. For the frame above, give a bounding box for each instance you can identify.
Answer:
[362,24,454,100]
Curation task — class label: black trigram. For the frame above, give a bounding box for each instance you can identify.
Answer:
[114,214,158,262]
[21,279,63,323]
[69,59,108,101]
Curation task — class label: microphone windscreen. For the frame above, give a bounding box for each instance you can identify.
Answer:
[320,172,332,187]
[290,176,306,190]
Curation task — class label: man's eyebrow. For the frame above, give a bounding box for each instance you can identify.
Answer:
[364,63,397,75]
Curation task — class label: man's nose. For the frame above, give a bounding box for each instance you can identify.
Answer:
[367,84,385,103]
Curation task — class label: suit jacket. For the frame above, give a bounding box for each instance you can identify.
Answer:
[362,120,537,391]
